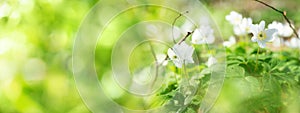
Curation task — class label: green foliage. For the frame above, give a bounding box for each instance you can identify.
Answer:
[1,0,300,113]
[0,0,99,113]
[150,41,300,113]
[209,36,300,113]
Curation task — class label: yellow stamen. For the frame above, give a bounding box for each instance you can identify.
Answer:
[258,31,266,40]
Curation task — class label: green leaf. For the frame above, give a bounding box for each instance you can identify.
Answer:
[226,65,245,78]
[227,60,242,66]
[191,95,202,105]
[262,62,271,72]
[244,76,260,93]
[185,107,196,113]
[173,92,185,106]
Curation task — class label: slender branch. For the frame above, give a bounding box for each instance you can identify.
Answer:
[282,12,299,38]
[254,0,283,13]
[148,41,159,87]
[178,31,194,44]
[149,41,158,62]
[254,0,299,38]
[172,14,182,44]
[172,11,189,44]
[158,55,169,66]
[182,61,189,85]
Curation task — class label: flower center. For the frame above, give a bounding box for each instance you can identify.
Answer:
[258,31,266,40]
[173,55,177,59]
[234,18,240,24]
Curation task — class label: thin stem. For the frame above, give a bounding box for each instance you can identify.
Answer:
[254,0,283,13]
[283,13,299,38]
[254,0,299,38]
[172,11,189,44]
[182,61,189,85]
[195,48,202,66]
[148,41,159,88]
[255,47,260,71]
[279,38,283,58]
[178,31,194,44]
[149,42,158,62]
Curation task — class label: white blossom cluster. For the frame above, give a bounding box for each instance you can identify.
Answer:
[226,11,253,36]
[165,21,217,68]
[224,11,300,49]
[267,21,300,48]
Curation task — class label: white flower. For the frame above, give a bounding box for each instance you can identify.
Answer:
[223,36,236,47]
[167,41,194,68]
[181,20,195,34]
[206,56,218,67]
[156,54,168,66]
[285,37,300,49]
[250,21,277,48]
[0,2,11,18]
[226,11,243,26]
[272,37,283,48]
[268,21,293,38]
[285,29,300,48]
[234,18,253,36]
[191,25,215,44]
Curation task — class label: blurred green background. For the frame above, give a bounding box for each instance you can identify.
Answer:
[0,0,300,113]
[0,0,98,112]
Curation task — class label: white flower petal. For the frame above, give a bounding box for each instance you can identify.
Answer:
[268,21,292,38]
[167,48,176,60]
[191,26,215,45]
[206,35,215,44]
[223,42,231,47]
[174,42,192,58]
[156,54,168,66]
[168,42,195,68]
[282,24,293,37]
[268,21,280,30]
[167,48,182,68]
[233,26,243,36]
[173,59,183,68]
[235,18,253,36]
[191,29,202,44]
[223,36,236,47]
[272,37,282,47]
[196,38,207,44]
[229,36,236,43]
[181,20,194,34]
[265,29,277,42]
[186,58,194,64]
[207,56,218,67]
[288,37,300,48]
[251,37,258,42]
[226,11,243,25]
[247,18,253,25]
[250,24,259,35]
[257,41,266,48]
[259,21,265,31]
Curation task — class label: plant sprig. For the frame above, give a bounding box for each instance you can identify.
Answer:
[172,11,190,44]
[254,0,299,38]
